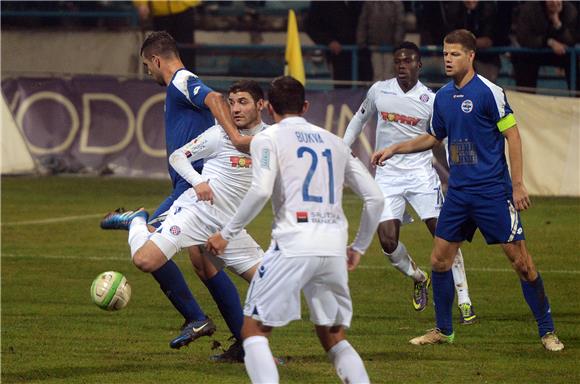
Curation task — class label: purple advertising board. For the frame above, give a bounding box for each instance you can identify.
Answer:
[2,76,447,183]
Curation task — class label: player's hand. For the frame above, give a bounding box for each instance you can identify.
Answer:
[232,135,253,154]
[194,182,214,204]
[371,147,395,166]
[346,246,362,271]
[513,183,531,211]
[206,232,228,255]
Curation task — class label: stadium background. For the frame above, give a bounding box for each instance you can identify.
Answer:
[1,1,579,383]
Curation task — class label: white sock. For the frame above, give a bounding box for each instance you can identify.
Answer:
[384,242,425,282]
[328,340,370,384]
[243,336,278,384]
[128,217,149,258]
[451,248,471,305]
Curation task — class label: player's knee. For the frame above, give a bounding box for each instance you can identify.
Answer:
[431,252,453,272]
[132,251,156,273]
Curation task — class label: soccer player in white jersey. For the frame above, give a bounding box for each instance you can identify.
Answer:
[343,41,476,323]
[104,80,268,362]
[207,76,384,384]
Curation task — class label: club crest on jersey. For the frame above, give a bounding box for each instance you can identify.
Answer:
[169,225,181,236]
[296,211,309,223]
[380,112,420,126]
[419,93,430,102]
[461,100,474,113]
[230,156,252,168]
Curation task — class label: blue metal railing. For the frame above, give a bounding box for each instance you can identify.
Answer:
[191,44,579,93]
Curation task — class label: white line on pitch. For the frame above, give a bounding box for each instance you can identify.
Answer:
[2,253,579,274]
[359,264,580,274]
[2,208,156,227]
[1,213,104,226]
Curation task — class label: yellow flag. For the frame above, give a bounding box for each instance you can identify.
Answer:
[284,9,305,85]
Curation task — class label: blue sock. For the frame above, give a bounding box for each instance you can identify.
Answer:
[152,260,206,322]
[204,270,243,341]
[520,274,554,337]
[432,269,455,336]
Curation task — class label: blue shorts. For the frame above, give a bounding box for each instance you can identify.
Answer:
[435,187,525,244]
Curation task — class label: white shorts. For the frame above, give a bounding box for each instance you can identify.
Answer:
[375,170,443,223]
[149,202,263,276]
[243,244,352,328]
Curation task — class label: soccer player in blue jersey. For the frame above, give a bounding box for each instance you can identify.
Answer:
[102,31,251,352]
[372,29,564,351]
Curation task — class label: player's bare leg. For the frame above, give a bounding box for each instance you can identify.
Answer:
[425,218,475,324]
[377,219,430,311]
[316,325,370,384]
[501,240,563,351]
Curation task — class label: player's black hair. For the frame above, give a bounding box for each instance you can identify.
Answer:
[268,76,305,115]
[393,41,421,60]
[140,31,180,59]
[228,80,264,103]
[444,29,477,52]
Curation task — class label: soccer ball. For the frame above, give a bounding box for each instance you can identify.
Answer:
[90,271,131,311]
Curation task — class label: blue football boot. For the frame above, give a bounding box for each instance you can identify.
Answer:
[100,208,149,230]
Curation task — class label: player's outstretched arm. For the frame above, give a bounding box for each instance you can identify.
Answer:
[503,124,531,211]
[371,133,439,166]
[204,92,252,153]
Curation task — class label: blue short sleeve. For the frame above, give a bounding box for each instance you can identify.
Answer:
[186,76,213,110]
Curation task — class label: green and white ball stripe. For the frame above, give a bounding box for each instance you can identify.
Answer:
[90,271,131,311]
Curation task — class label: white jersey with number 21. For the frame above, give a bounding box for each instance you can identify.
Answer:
[222,116,381,258]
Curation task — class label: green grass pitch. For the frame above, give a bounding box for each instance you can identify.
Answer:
[2,176,579,383]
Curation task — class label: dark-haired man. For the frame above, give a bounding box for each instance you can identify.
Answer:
[372,29,564,351]
[102,31,251,352]
[207,76,383,383]
[344,42,475,323]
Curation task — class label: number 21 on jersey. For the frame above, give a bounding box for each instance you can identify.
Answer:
[297,146,334,204]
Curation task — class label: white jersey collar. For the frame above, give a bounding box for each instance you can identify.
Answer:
[279,116,307,125]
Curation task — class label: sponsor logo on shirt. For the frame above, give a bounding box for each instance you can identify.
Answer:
[453,94,464,99]
[310,211,340,224]
[229,156,252,168]
[461,99,474,113]
[296,211,309,223]
[449,140,478,165]
[380,112,421,126]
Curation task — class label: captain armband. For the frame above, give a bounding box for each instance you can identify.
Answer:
[497,113,517,132]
